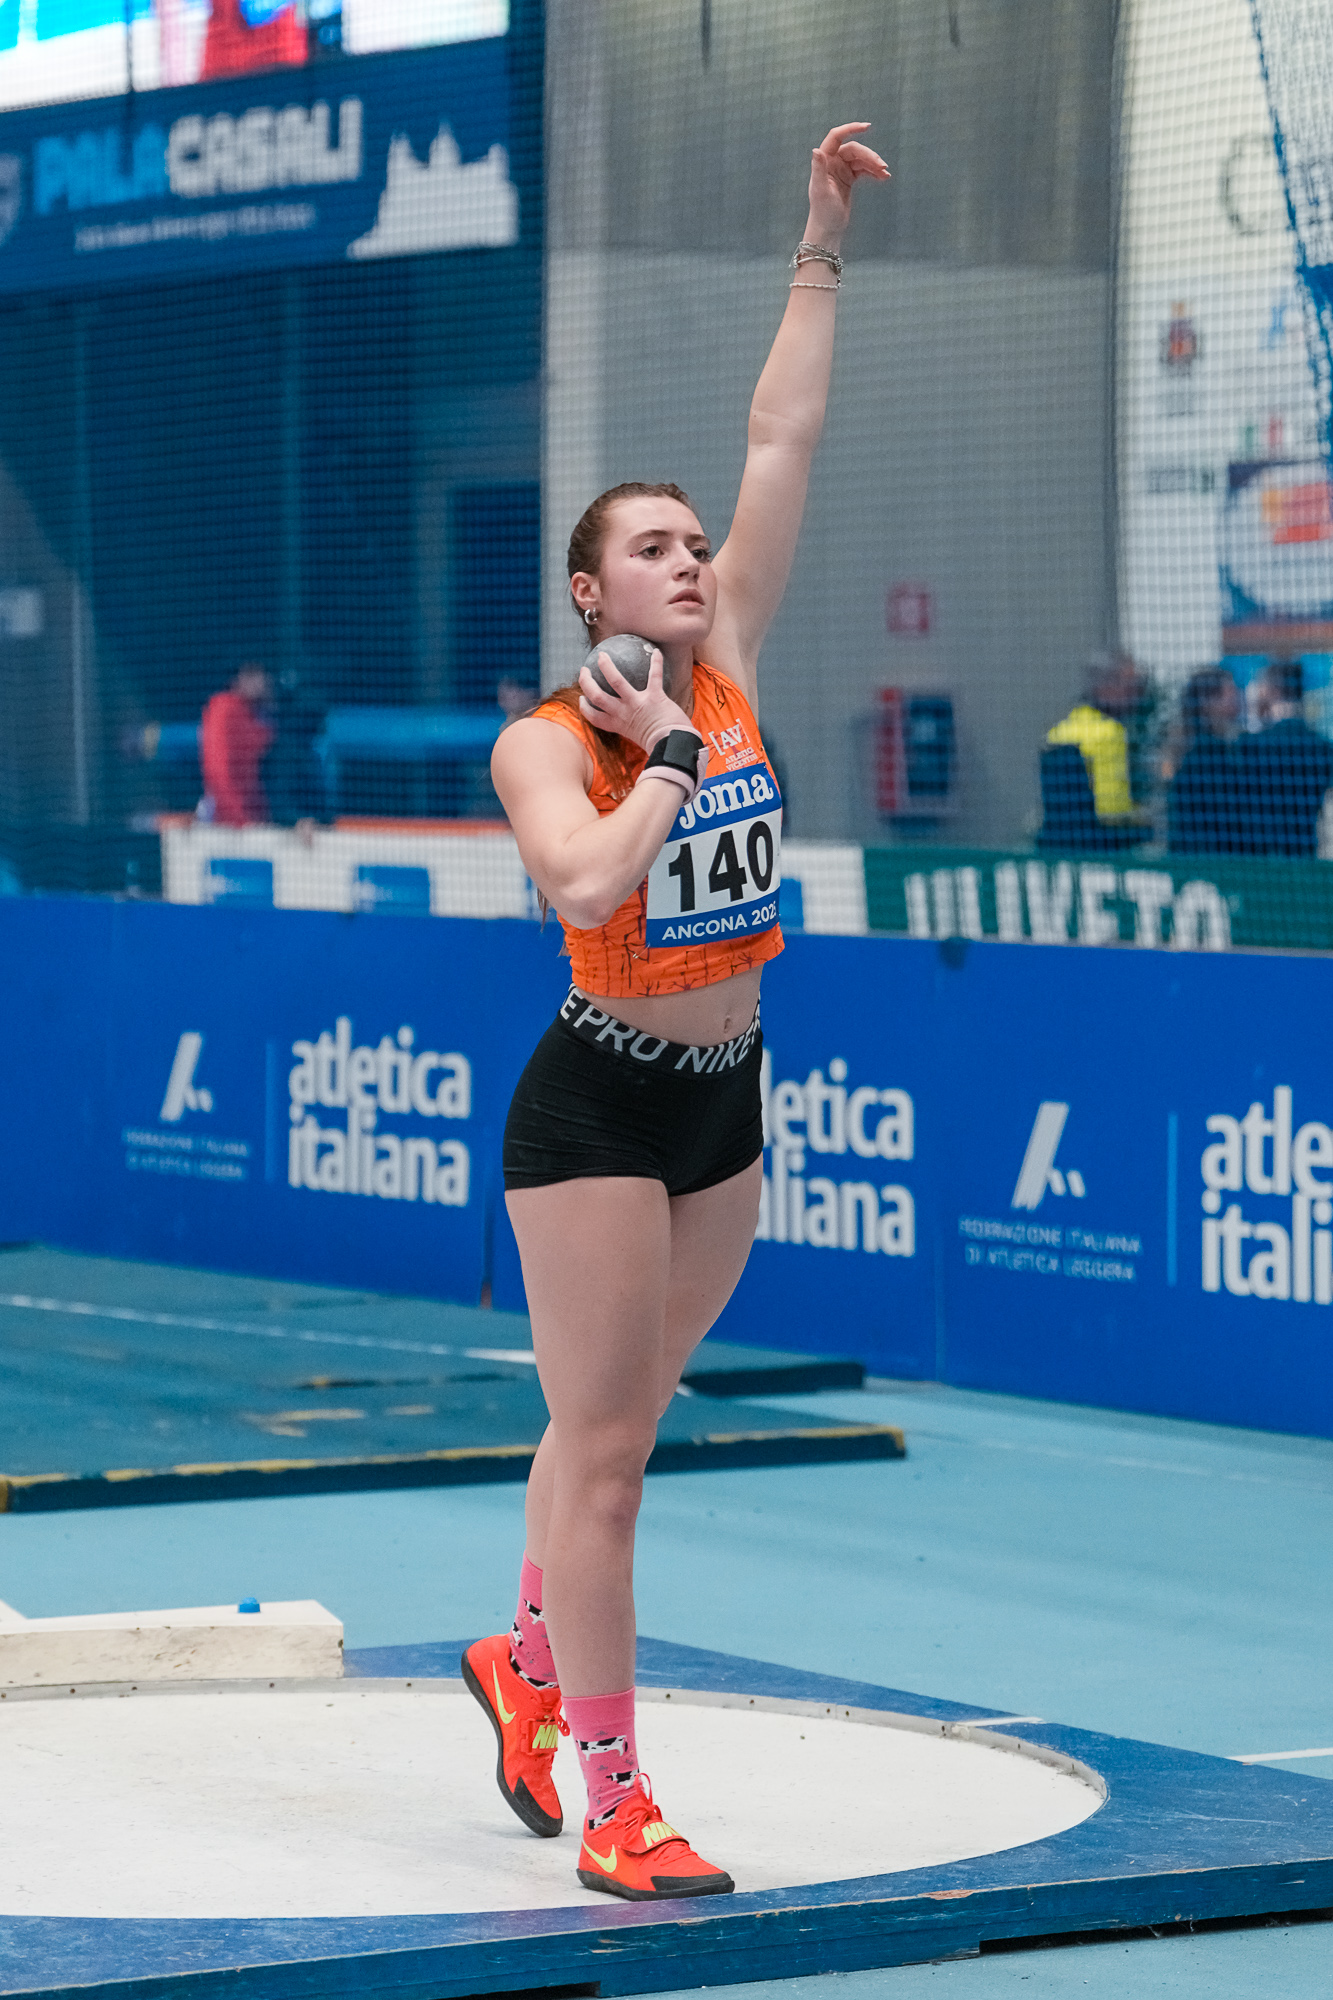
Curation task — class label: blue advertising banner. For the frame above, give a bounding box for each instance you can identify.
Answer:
[3,898,1332,1439]
[932,941,1333,1438]
[0,898,567,1300]
[0,37,523,293]
[702,935,937,1379]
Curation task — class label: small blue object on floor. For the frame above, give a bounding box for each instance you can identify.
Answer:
[3,1638,1330,2000]
[237,1599,260,1614]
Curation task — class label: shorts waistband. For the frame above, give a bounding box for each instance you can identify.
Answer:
[557,987,761,1076]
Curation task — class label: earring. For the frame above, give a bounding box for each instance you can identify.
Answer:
[584,607,597,629]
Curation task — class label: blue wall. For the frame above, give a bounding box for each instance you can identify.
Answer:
[0,897,556,1300]
[3,897,1330,1439]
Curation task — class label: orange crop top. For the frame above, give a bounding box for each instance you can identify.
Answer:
[534,662,785,997]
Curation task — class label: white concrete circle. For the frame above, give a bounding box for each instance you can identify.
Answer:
[0,1681,1103,1918]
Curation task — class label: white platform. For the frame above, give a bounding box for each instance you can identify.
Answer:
[0,1599,343,1686]
[0,1679,1102,1919]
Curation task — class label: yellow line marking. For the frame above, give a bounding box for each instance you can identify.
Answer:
[0,1444,539,1493]
[0,1427,902,1505]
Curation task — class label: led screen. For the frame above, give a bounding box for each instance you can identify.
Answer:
[0,1,508,110]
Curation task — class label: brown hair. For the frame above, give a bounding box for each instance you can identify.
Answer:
[529,482,698,798]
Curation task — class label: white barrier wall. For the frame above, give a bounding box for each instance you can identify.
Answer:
[159,823,868,933]
[161,824,538,919]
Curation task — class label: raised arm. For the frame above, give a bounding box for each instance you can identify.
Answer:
[706,124,889,704]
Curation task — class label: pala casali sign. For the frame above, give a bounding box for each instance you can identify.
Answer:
[0,37,519,294]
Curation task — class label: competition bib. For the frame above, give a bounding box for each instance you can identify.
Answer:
[644,762,782,948]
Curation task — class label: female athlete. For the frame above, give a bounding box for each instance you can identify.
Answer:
[465,123,889,1901]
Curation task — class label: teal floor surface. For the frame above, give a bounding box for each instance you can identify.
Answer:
[0,1247,879,1506]
[668,1925,1332,1998]
[1,1256,1329,1994]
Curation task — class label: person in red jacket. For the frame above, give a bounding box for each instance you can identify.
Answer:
[200,663,274,826]
[201,0,308,82]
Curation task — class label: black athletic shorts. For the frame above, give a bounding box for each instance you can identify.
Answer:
[503,987,764,1196]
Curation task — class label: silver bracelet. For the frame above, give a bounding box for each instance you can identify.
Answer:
[790,239,844,277]
[790,279,840,292]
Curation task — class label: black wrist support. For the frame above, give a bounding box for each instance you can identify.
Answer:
[645,729,704,782]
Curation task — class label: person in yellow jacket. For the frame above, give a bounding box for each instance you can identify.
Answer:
[1047,653,1146,819]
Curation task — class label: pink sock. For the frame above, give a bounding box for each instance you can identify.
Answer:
[508,1554,557,1688]
[563,1688,640,1828]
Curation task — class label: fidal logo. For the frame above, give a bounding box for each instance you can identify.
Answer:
[160,1032,214,1122]
[123,1031,245,1185]
[1010,1102,1086,1211]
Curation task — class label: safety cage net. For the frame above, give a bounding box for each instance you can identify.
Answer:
[0,0,1332,955]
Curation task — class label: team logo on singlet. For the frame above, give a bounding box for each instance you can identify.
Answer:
[645,764,783,947]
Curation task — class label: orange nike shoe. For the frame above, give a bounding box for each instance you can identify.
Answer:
[576,1776,735,1900]
[462,1632,567,1838]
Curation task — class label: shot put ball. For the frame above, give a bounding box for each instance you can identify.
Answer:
[582,632,657,693]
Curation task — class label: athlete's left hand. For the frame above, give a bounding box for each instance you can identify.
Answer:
[806,123,890,244]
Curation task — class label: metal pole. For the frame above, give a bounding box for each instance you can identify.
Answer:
[281,272,302,674]
[70,308,92,826]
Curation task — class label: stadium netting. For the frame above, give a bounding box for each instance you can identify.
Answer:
[0,0,1331,951]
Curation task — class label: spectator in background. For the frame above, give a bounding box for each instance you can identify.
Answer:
[1166,666,1243,853]
[199,662,273,826]
[201,0,307,81]
[1241,659,1333,856]
[264,669,331,826]
[1046,651,1147,821]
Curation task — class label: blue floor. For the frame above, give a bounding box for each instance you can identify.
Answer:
[2,1339,1330,1992]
